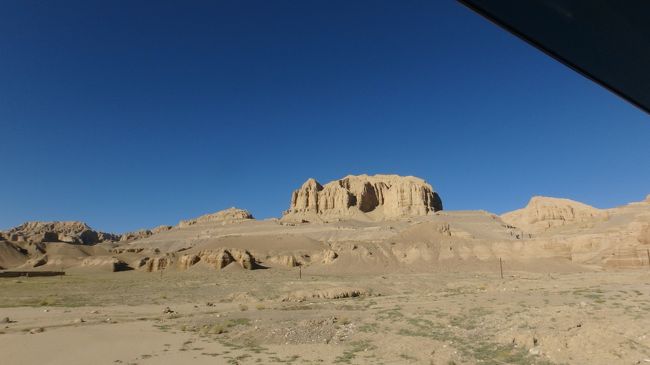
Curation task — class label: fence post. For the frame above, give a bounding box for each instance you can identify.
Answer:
[499,257,504,279]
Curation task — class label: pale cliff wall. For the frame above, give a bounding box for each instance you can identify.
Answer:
[283,174,442,221]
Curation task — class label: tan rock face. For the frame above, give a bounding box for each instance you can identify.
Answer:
[266,254,301,268]
[178,208,254,227]
[177,249,257,270]
[501,196,608,233]
[289,178,323,214]
[321,249,338,264]
[145,256,171,272]
[639,224,650,245]
[283,174,442,221]
[5,221,119,245]
[119,225,172,242]
[151,225,172,234]
[193,250,235,269]
[119,230,152,242]
[80,257,131,272]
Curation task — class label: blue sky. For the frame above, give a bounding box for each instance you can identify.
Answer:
[1,1,648,233]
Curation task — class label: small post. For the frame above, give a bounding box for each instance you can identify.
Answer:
[299,265,302,279]
[646,249,650,267]
[499,257,504,279]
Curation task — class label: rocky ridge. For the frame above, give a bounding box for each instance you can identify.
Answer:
[119,225,172,242]
[178,208,254,227]
[2,221,120,245]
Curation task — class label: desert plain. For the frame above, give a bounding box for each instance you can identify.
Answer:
[1,174,650,365]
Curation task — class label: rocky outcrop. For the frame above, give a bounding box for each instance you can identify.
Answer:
[119,225,172,242]
[639,224,650,245]
[182,249,256,270]
[282,287,369,302]
[25,255,48,268]
[4,221,120,245]
[501,196,608,233]
[321,249,338,264]
[120,230,152,242]
[132,257,151,270]
[144,256,172,272]
[146,249,258,271]
[266,254,301,267]
[283,174,442,221]
[152,225,173,234]
[80,257,131,272]
[178,208,254,227]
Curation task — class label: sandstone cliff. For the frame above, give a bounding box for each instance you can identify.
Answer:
[178,207,254,227]
[501,196,608,233]
[282,174,442,222]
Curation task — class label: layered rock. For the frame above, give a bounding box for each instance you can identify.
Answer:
[177,249,257,270]
[178,208,254,227]
[4,221,120,245]
[144,256,172,272]
[266,254,301,267]
[501,196,608,233]
[320,249,339,264]
[640,224,650,245]
[119,225,172,242]
[119,229,152,242]
[80,257,131,272]
[152,225,173,234]
[283,174,442,221]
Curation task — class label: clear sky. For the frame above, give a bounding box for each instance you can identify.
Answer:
[1,1,648,233]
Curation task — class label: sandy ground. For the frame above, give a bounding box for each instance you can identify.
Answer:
[2,267,650,365]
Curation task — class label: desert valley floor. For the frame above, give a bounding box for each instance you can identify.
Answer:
[2,268,650,364]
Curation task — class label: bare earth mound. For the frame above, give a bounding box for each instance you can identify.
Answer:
[501,196,608,233]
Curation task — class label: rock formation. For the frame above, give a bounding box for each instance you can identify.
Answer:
[639,224,650,245]
[266,254,301,267]
[152,225,173,234]
[176,249,257,270]
[178,208,254,227]
[120,225,172,242]
[144,256,171,272]
[3,221,120,245]
[282,174,442,222]
[321,249,339,264]
[80,257,131,272]
[119,230,152,242]
[501,196,608,233]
